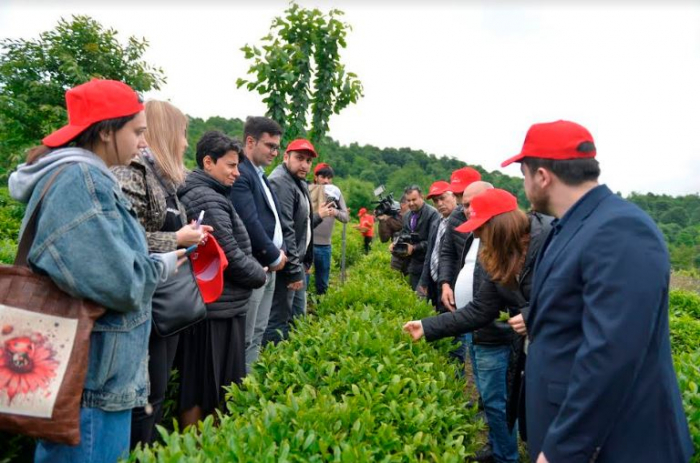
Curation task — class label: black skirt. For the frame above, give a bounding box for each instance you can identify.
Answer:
[176,314,246,416]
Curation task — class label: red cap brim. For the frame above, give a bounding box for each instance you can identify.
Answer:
[500,153,525,168]
[42,123,91,148]
[455,215,489,233]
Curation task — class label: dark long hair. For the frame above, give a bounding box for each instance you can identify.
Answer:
[478,209,531,288]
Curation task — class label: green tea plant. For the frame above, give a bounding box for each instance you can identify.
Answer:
[129,250,484,462]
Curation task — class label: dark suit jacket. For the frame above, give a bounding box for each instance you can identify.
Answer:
[402,203,439,275]
[437,205,468,288]
[525,185,693,463]
[418,217,442,309]
[230,155,283,267]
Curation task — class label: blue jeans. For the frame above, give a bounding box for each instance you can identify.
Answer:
[35,407,131,463]
[473,343,519,463]
[313,245,332,294]
[292,279,307,319]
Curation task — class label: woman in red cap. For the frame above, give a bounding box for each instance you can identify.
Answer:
[8,80,184,462]
[111,100,212,448]
[403,188,552,463]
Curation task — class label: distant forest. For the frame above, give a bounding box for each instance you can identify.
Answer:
[186,115,700,272]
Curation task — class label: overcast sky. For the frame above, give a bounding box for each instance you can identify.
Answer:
[2,0,699,196]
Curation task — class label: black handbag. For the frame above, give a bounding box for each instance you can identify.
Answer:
[151,259,206,336]
[143,158,206,336]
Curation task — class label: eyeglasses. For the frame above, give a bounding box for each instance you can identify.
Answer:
[260,141,280,153]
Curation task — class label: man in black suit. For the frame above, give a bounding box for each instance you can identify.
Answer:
[502,120,693,463]
[230,116,287,371]
[390,185,439,291]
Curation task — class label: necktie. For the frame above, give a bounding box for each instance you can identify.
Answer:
[430,219,447,281]
[410,211,418,231]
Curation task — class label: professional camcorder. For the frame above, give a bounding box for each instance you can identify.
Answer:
[372,185,401,218]
[392,232,419,257]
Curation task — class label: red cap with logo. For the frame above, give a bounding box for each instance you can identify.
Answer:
[189,235,229,304]
[450,167,482,194]
[314,162,330,175]
[455,189,518,233]
[501,120,596,167]
[426,181,452,199]
[285,138,318,158]
[43,79,144,148]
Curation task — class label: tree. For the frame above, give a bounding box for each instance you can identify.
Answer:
[237,3,363,151]
[0,15,166,181]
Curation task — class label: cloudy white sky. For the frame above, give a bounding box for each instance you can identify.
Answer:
[1,0,699,196]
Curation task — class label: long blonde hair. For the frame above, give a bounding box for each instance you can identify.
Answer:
[144,100,188,185]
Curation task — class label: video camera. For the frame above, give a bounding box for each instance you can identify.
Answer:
[392,232,419,257]
[372,185,401,218]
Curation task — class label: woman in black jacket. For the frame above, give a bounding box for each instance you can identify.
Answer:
[404,188,552,462]
[177,131,266,426]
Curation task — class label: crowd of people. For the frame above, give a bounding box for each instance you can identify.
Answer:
[7,80,348,462]
[400,122,693,462]
[5,78,694,463]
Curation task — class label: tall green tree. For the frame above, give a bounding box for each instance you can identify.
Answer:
[237,3,363,151]
[0,15,166,181]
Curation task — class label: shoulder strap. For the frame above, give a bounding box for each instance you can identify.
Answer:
[14,164,72,267]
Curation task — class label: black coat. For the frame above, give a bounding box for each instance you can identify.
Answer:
[437,206,468,287]
[422,212,552,341]
[402,203,440,275]
[268,164,314,283]
[178,169,267,318]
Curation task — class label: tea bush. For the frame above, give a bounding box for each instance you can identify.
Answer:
[129,250,484,462]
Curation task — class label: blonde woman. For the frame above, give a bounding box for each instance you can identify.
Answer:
[112,100,212,447]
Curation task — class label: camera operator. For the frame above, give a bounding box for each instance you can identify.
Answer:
[389,185,439,290]
[376,194,409,274]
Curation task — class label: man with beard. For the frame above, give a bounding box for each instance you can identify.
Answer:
[501,120,692,463]
[417,181,457,311]
[231,116,287,371]
[264,139,318,344]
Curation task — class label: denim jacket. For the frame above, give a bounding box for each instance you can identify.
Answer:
[9,148,168,411]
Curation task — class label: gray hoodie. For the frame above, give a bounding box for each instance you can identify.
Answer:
[9,147,177,278]
[9,147,117,203]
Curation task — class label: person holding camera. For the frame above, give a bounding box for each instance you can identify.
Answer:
[376,193,409,273]
[390,185,439,290]
[308,162,348,295]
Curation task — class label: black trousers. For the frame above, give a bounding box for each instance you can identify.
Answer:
[363,236,372,254]
[130,330,179,449]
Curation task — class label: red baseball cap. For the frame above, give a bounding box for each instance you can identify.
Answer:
[285,138,318,158]
[501,120,596,167]
[314,162,330,176]
[189,235,229,304]
[358,207,367,217]
[43,79,144,148]
[426,181,452,199]
[455,189,518,233]
[450,167,481,194]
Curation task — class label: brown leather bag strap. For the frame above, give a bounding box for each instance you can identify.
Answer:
[14,164,73,267]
